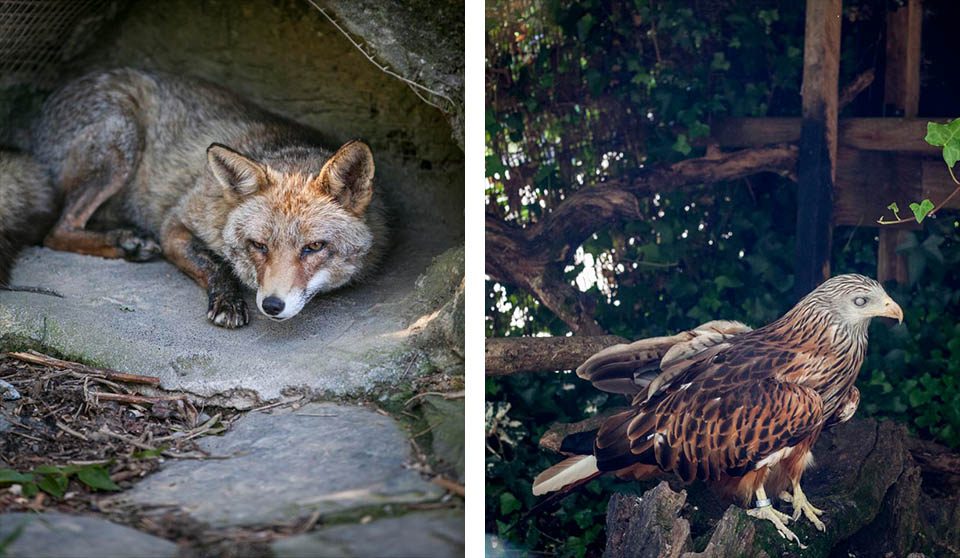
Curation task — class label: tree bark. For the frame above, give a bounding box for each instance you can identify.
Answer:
[485,335,627,376]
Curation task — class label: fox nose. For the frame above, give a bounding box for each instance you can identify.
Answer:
[261,296,285,316]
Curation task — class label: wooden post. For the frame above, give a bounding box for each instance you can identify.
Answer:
[794,0,842,299]
[878,0,922,284]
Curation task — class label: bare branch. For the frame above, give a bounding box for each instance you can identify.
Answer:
[486,144,798,333]
[838,68,875,110]
[486,335,627,376]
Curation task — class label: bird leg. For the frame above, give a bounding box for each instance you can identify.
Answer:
[779,481,825,531]
[747,486,806,548]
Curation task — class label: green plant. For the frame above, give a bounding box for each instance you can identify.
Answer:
[0,464,120,499]
[879,117,960,225]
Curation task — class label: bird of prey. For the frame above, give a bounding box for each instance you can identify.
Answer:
[532,274,902,545]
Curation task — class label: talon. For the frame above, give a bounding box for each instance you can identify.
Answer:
[785,484,827,531]
[747,505,806,549]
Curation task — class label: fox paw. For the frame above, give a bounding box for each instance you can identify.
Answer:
[207,293,249,329]
[115,229,162,262]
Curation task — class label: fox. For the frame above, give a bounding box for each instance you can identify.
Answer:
[8,68,388,327]
[0,150,57,287]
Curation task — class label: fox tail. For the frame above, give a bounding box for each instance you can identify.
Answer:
[0,150,55,286]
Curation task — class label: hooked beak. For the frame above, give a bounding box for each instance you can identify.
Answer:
[878,297,903,324]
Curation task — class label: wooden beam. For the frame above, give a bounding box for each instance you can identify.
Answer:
[712,117,938,154]
[884,0,922,116]
[794,0,842,299]
[878,0,923,284]
[827,151,958,227]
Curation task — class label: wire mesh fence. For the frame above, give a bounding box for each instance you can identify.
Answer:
[0,0,119,87]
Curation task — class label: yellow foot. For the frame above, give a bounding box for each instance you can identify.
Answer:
[747,505,806,548]
[778,489,826,531]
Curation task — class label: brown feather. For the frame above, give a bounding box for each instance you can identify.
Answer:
[533,274,897,504]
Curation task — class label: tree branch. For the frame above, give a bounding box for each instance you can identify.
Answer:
[838,68,875,110]
[485,335,627,376]
[486,144,798,333]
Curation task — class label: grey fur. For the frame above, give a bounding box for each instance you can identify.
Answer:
[0,150,57,285]
[27,68,388,323]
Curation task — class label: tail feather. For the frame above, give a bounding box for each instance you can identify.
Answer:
[576,334,689,395]
[532,455,601,496]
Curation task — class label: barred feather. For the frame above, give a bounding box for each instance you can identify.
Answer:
[534,274,902,502]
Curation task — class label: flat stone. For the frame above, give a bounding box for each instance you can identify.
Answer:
[0,243,461,407]
[272,510,464,558]
[108,403,443,527]
[0,512,177,558]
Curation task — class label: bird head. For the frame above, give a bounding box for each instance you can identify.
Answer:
[809,274,903,327]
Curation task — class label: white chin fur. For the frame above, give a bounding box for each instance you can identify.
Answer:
[256,270,332,320]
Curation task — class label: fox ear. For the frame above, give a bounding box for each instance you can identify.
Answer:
[207,144,267,200]
[314,140,375,215]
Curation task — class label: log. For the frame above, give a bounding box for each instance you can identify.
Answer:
[598,419,960,557]
[485,335,627,376]
[604,484,691,558]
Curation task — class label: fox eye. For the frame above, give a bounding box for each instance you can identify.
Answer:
[854,296,868,307]
[301,241,326,256]
[248,240,268,254]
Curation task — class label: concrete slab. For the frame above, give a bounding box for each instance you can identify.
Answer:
[271,510,464,558]
[0,242,462,407]
[107,403,443,527]
[0,512,177,558]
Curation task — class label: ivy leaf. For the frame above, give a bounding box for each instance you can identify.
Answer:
[500,491,521,515]
[924,118,960,168]
[710,52,731,71]
[577,14,595,41]
[672,133,691,155]
[76,466,120,492]
[37,474,68,499]
[887,202,900,220]
[909,199,935,223]
[0,469,33,484]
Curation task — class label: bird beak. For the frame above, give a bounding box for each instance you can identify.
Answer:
[878,297,903,324]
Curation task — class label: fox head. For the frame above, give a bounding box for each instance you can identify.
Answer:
[206,140,377,321]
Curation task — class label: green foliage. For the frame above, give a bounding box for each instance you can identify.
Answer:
[0,464,120,499]
[486,0,959,556]
[925,117,960,169]
[909,199,935,223]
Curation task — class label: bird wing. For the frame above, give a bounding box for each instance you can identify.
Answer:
[576,320,751,396]
[825,386,859,427]
[596,367,824,483]
[645,320,752,399]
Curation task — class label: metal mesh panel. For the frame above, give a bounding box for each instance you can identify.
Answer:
[0,0,117,87]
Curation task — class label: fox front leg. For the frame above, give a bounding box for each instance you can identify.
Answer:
[161,222,249,328]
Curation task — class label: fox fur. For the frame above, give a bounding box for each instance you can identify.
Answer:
[17,68,388,327]
[0,150,57,286]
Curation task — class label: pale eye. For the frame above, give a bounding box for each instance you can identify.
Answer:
[854,296,867,307]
